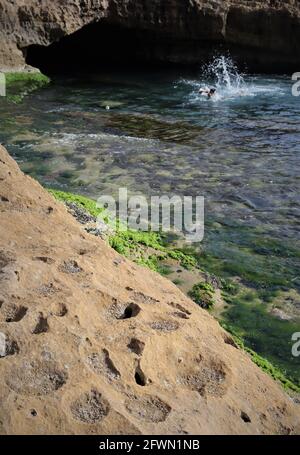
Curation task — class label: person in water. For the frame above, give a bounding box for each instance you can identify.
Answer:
[199,87,216,99]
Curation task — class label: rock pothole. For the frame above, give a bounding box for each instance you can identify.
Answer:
[128,338,145,356]
[181,360,230,398]
[60,260,82,274]
[125,395,171,423]
[121,303,141,320]
[0,250,15,271]
[71,389,110,424]
[31,312,49,334]
[0,332,19,357]
[1,302,28,323]
[6,360,68,396]
[132,292,159,305]
[33,256,55,264]
[241,411,251,423]
[46,206,54,214]
[87,349,120,380]
[38,282,58,296]
[134,362,149,387]
[167,301,191,315]
[52,302,68,317]
[150,320,179,332]
[109,301,141,320]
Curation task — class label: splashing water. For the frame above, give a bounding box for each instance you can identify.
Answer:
[204,56,245,97]
[182,55,285,102]
[195,55,249,101]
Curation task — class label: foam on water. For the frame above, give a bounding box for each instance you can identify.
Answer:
[51,132,158,145]
[182,56,285,103]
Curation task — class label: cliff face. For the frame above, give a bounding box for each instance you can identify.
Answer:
[0,144,300,435]
[0,1,299,72]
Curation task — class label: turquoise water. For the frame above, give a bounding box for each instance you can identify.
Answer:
[1,58,299,383]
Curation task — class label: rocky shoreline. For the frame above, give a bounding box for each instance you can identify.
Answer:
[1,144,300,434]
[2,71,300,389]
[49,188,300,394]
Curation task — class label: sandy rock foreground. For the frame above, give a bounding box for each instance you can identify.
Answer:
[0,144,299,435]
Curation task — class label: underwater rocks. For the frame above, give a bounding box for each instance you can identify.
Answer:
[0,1,299,72]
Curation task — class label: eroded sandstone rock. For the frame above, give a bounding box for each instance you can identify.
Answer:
[0,1,299,72]
[0,143,300,434]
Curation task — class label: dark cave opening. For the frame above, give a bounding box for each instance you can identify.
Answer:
[24,19,292,76]
[25,20,196,76]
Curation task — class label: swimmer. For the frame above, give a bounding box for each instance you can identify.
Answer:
[199,87,216,99]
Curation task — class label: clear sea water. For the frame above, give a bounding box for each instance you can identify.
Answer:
[1,57,299,383]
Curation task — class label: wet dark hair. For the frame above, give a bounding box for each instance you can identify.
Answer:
[210,88,216,94]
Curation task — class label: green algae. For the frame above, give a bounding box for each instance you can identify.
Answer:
[48,189,106,220]
[167,250,197,270]
[221,322,300,393]
[220,278,240,296]
[198,220,300,292]
[5,72,50,103]
[222,298,300,388]
[172,278,184,286]
[188,282,215,310]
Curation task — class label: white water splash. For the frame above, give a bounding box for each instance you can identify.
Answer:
[204,56,245,100]
[182,55,285,103]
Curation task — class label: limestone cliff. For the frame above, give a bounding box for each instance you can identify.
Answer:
[0,1,299,72]
[0,144,299,434]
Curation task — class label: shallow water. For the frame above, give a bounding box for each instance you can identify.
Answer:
[1,58,300,382]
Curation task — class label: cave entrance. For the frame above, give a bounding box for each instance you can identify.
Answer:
[25,20,179,76]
